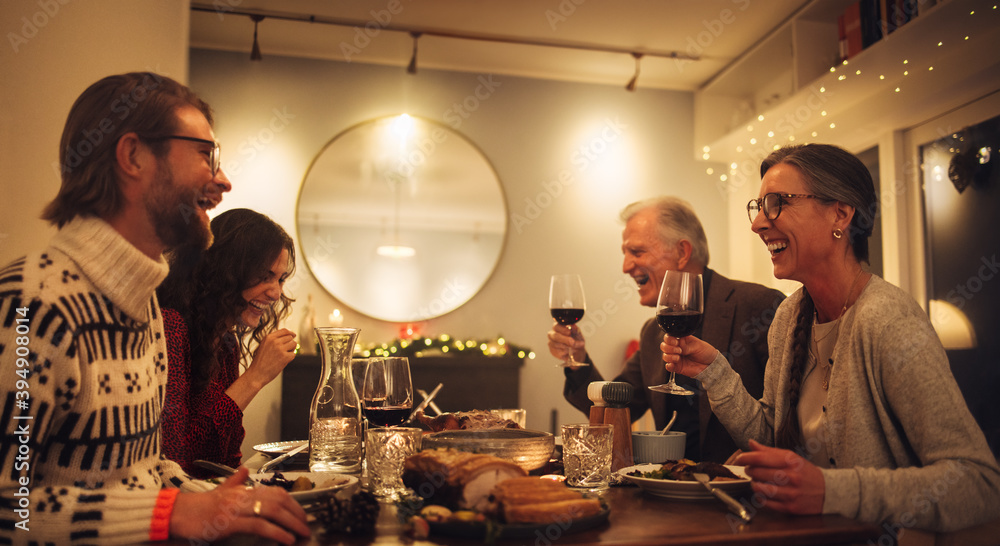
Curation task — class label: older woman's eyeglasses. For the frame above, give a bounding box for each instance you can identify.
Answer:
[151,135,222,177]
[746,193,820,222]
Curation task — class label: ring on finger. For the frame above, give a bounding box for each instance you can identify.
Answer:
[253,500,263,517]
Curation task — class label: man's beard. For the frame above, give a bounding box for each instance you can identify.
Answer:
[145,163,213,251]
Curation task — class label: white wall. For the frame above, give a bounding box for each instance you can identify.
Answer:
[0,0,738,460]
[187,49,738,456]
[0,0,191,262]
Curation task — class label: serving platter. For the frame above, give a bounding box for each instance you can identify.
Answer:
[254,440,311,455]
[420,429,554,471]
[427,505,609,539]
[253,471,356,503]
[618,463,751,501]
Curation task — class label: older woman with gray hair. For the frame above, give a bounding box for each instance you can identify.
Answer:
[662,143,1000,533]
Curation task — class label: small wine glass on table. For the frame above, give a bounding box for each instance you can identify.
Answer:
[362,357,413,427]
[648,270,703,395]
[549,274,588,367]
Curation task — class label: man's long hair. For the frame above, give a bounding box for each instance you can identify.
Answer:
[42,72,213,227]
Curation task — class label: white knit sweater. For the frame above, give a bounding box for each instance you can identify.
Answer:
[0,216,195,544]
[697,275,1000,532]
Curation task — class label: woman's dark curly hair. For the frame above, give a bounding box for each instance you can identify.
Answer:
[760,144,877,450]
[159,208,295,395]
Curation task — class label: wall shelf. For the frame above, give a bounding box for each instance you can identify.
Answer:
[695,0,1000,170]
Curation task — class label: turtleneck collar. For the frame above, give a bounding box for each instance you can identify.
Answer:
[50,216,169,321]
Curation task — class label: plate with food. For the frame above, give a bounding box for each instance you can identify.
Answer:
[619,460,751,501]
[407,476,609,540]
[253,471,357,503]
[253,440,310,455]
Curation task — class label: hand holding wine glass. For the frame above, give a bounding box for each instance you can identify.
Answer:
[649,270,703,395]
[362,357,413,427]
[549,274,588,367]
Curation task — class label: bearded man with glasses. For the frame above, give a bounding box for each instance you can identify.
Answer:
[0,73,309,545]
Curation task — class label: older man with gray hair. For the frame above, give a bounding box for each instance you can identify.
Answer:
[552,196,784,463]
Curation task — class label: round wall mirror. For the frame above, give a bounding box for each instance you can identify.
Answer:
[296,115,507,322]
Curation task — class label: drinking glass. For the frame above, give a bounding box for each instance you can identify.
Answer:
[365,427,422,500]
[489,408,527,428]
[362,357,413,427]
[549,274,588,367]
[648,271,703,395]
[561,423,614,490]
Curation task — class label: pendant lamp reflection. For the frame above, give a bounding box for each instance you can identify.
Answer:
[376,176,415,259]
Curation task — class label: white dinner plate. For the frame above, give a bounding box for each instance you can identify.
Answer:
[254,440,310,455]
[618,463,751,500]
[253,471,357,503]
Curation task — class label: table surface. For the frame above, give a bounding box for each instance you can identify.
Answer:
[245,452,882,546]
[296,486,882,546]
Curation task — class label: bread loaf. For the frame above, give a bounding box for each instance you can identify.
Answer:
[491,477,603,524]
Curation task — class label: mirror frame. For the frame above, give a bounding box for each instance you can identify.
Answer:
[295,114,509,323]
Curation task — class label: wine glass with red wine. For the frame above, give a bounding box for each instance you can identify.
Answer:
[549,274,588,367]
[362,357,413,427]
[648,270,703,395]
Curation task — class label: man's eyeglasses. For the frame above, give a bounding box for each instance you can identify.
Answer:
[746,193,822,222]
[150,135,221,177]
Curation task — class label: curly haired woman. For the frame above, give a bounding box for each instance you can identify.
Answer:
[158,208,297,477]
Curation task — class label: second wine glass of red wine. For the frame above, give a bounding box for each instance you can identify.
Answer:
[549,274,588,367]
[362,357,413,427]
[649,270,703,395]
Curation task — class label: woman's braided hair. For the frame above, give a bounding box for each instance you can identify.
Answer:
[776,290,815,450]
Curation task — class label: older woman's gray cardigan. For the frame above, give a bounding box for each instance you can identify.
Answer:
[697,275,1000,532]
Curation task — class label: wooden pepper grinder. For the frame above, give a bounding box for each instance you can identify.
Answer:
[587,381,634,471]
[587,381,610,426]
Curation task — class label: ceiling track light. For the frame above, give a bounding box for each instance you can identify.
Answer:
[191,5,701,70]
[250,14,264,61]
[625,52,643,91]
[407,32,422,74]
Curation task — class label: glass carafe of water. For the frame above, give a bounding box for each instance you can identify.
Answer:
[309,327,363,473]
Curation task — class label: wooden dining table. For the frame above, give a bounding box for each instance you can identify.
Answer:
[244,452,882,546]
[301,486,883,546]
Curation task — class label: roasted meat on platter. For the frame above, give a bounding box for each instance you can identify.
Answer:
[415,410,521,432]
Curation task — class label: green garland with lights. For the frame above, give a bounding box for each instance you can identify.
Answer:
[355,334,535,361]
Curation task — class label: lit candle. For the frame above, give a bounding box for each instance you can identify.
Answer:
[329,309,344,327]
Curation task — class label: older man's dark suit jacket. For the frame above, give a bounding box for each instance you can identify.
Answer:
[564,269,785,463]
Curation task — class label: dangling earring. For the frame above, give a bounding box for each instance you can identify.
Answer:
[833,228,843,239]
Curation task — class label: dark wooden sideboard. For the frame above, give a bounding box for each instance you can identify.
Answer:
[280,352,523,441]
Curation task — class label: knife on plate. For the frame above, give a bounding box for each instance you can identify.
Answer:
[258,441,309,474]
[692,472,752,523]
[193,459,256,486]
